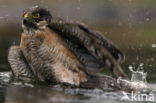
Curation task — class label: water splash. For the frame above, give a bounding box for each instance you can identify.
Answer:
[129,64,147,83]
[152,44,156,48]
[117,65,150,91]
[0,72,11,86]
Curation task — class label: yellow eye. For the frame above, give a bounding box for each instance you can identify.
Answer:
[33,13,40,19]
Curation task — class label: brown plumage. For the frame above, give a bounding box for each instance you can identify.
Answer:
[8,6,128,90]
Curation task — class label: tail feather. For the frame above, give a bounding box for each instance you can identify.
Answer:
[80,75,121,91]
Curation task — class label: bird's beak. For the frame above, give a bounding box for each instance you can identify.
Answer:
[24,13,31,19]
[23,13,33,24]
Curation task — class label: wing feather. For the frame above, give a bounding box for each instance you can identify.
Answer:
[48,18,128,78]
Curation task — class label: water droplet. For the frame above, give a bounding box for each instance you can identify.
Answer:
[146,18,150,21]
[139,63,144,67]
[151,58,154,61]
[152,44,156,48]
[128,65,133,70]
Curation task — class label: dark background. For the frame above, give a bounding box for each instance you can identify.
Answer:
[0,0,156,82]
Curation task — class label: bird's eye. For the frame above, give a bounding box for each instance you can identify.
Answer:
[33,13,41,19]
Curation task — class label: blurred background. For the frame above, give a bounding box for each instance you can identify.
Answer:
[1,0,156,81]
[0,0,156,103]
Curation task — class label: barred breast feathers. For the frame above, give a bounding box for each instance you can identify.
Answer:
[19,28,87,85]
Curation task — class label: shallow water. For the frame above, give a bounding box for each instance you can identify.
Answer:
[0,72,155,103]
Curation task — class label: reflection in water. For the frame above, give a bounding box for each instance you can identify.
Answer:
[0,72,10,102]
[5,85,89,103]
[4,84,124,103]
[4,82,101,103]
[0,72,154,103]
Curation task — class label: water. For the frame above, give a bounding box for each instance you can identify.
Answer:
[0,72,10,102]
[129,64,147,83]
[0,70,155,103]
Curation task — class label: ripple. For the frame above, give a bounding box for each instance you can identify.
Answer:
[0,72,155,103]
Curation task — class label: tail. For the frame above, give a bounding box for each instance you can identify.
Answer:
[80,75,121,91]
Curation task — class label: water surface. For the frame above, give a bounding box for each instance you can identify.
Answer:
[0,72,155,103]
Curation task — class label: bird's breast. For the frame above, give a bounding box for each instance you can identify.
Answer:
[19,28,87,85]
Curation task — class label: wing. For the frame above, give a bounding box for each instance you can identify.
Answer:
[48,18,128,78]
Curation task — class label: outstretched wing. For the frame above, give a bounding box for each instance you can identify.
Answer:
[48,18,127,78]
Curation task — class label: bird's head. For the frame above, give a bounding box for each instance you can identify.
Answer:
[22,6,52,30]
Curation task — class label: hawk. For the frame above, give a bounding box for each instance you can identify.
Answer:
[8,6,128,90]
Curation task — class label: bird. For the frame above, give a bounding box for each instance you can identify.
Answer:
[8,6,128,90]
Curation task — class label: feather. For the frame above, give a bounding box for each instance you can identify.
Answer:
[48,18,128,78]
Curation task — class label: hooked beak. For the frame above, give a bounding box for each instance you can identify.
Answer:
[23,13,32,19]
[23,13,33,24]
[24,13,30,19]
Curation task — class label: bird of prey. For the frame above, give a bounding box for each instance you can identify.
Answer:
[8,6,128,89]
